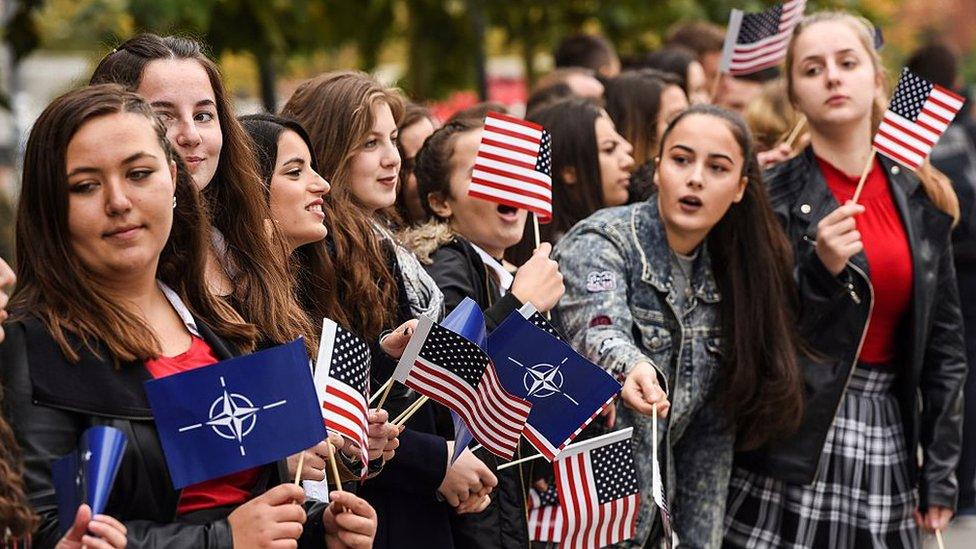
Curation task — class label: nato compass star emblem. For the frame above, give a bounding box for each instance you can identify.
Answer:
[177,376,288,457]
[509,357,579,405]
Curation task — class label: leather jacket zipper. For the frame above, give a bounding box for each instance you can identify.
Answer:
[810,260,874,482]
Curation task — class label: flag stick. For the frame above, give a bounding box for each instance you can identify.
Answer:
[850,149,877,205]
[471,443,483,453]
[370,376,395,407]
[374,376,397,411]
[327,441,344,491]
[532,213,541,249]
[497,452,545,470]
[936,528,946,549]
[392,395,429,426]
[782,116,807,149]
[293,451,306,485]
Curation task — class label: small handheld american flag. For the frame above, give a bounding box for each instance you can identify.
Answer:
[554,428,640,549]
[469,112,553,223]
[528,482,563,543]
[312,318,371,477]
[718,0,806,76]
[874,68,965,170]
[393,315,533,459]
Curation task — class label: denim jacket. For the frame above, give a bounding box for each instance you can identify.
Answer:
[553,199,733,548]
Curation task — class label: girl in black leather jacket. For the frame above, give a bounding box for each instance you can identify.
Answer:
[725,12,967,549]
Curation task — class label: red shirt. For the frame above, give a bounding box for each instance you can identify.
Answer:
[818,156,914,364]
[146,336,260,515]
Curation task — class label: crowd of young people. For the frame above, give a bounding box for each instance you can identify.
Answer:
[1,7,972,549]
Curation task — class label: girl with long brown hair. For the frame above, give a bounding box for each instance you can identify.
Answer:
[283,72,494,549]
[90,33,313,351]
[724,12,966,548]
[3,84,376,548]
[554,104,806,547]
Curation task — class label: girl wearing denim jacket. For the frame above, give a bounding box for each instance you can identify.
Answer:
[554,105,804,547]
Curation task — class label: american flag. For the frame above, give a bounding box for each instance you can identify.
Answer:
[312,318,371,477]
[874,68,965,170]
[718,0,806,76]
[528,483,563,543]
[554,428,640,549]
[469,111,553,223]
[393,316,533,459]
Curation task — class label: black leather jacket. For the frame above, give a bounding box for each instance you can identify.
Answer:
[0,316,329,548]
[735,148,968,511]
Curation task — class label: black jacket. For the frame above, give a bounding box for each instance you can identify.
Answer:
[0,316,329,548]
[736,148,968,511]
[425,235,530,549]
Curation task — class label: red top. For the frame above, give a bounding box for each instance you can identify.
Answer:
[818,156,914,364]
[145,336,260,515]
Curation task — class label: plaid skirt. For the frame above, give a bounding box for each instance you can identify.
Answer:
[724,364,919,549]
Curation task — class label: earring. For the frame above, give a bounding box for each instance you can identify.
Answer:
[173,196,177,209]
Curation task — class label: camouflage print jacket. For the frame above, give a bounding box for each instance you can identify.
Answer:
[553,199,733,549]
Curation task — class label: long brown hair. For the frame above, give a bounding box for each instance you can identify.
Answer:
[13,84,255,362]
[239,113,352,335]
[282,71,399,341]
[90,34,313,349]
[604,69,684,166]
[785,12,959,223]
[0,386,36,541]
[661,105,805,450]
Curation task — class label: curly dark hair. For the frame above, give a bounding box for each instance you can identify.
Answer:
[0,384,37,541]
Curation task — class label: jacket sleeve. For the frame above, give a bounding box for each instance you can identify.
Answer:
[918,238,968,510]
[358,426,448,499]
[426,244,523,332]
[553,223,666,386]
[0,323,236,549]
[794,240,862,338]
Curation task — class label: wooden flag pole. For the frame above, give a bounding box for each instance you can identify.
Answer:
[782,116,807,149]
[850,149,877,205]
[327,441,344,491]
[497,452,545,470]
[532,213,542,249]
[374,376,397,411]
[293,451,306,485]
[392,395,429,426]
[935,528,946,549]
[370,376,395,407]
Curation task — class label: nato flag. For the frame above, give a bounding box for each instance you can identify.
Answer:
[489,312,622,460]
[145,338,326,489]
[51,426,127,534]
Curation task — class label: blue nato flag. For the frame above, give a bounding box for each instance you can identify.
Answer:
[144,338,326,489]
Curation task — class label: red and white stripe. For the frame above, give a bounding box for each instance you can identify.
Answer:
[875,85,965,169]
[469,112,553,222]
[555,449,639,549]
[322,383,369,469]
[523,394,617,461]
[528,489,563,543]
[722,0,806,75]
[405,358,531,460]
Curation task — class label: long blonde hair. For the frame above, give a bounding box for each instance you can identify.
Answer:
[785,11,959,223]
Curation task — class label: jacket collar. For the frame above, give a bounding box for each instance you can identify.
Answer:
[633,198,721,302]
[26,312,237,420]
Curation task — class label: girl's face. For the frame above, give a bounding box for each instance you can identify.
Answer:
[346,102,401,212]
[596,114,635,208]
[138,59,222,190]
[269,130,330,252]
[429,128,527,259]
[686,61,711,105]
[655,113,747,251]
[655,85,690,149]
[790,21,881,131]
[66,112,178,285]
[399,117,436,221]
